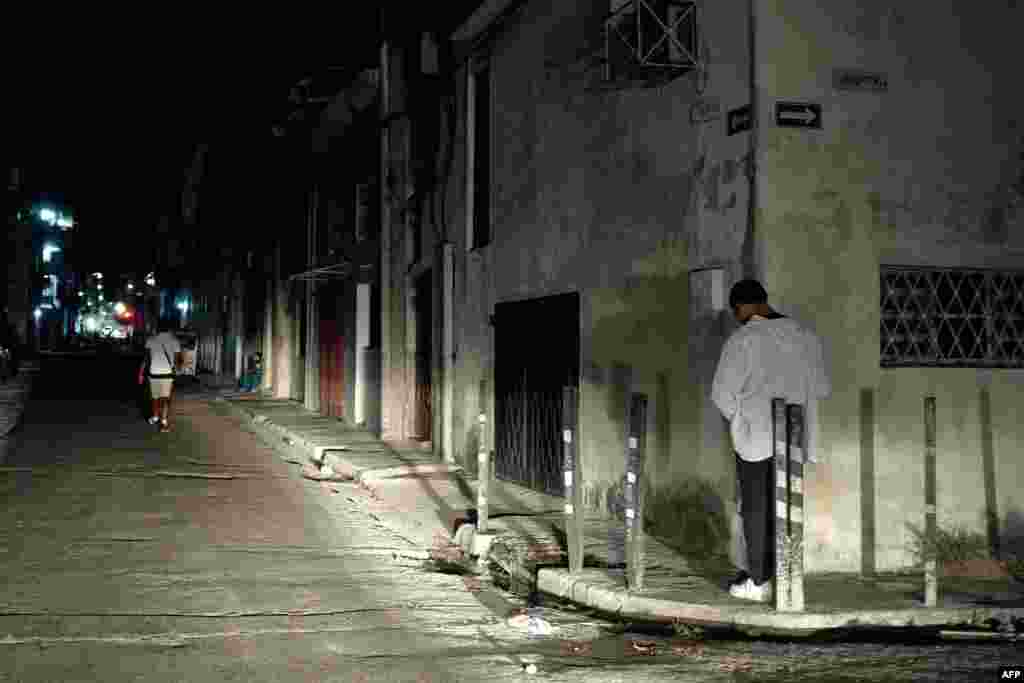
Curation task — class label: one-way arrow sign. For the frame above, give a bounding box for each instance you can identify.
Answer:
[775,102,822,129]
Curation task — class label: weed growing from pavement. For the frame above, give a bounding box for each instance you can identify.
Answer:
[905,521,991,564]
[1007,554,1024,582]
[672,618,707,640]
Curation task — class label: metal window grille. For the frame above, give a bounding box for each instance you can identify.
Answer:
[604,0,700,84]
[881,266,1024,368]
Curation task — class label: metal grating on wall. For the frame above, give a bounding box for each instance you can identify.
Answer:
[881,266,1024,368]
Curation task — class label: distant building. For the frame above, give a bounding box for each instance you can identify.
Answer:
[3,167,32,353]
[29,199,77,350]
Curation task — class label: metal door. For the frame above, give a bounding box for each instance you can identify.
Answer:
[494,292,580,495]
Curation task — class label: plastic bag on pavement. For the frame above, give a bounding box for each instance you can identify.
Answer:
[506,608,554,637]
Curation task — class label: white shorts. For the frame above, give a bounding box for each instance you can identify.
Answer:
[149,378,174,399]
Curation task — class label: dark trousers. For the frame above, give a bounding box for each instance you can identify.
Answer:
[737,454,775,585]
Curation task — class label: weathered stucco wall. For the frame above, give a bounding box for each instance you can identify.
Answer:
[447,0,752,536]
[758,0,1024,571]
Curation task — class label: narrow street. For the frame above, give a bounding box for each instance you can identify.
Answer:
[0,355,1019,682]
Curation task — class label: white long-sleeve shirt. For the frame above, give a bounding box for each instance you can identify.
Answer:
[711,316,830,463]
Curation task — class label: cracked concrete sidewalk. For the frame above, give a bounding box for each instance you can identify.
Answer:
[211,379,1024,638]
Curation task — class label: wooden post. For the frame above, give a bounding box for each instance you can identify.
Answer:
[626,393,648,591]
[562,387,584,574]
[477,411,490,534]
[924,396,938,607]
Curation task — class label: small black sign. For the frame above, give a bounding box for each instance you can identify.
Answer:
[727,104,752,136]
[833,69,889,93]
[776,102,822,129]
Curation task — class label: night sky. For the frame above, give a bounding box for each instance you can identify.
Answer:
[9,14,383,278]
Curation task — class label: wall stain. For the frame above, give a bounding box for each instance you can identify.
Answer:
[687,151,752,215]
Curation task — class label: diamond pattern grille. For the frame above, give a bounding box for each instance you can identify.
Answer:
[881,267,1024,367]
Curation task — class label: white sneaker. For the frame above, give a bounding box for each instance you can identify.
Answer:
[729,578,773,602]
[148,416,159,425]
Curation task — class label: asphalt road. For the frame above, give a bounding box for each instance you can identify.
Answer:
[0,354,1019,681]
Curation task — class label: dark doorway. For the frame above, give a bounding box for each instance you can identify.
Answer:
[494,292,580,496]
[318,289,345,419]
[413,271,433,442]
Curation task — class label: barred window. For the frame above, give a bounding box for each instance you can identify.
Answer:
[881,266,1024,368]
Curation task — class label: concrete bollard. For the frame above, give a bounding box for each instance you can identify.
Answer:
[773,398,806,612]
[477,412,490,534]
[924,396,938,607]
[562,386,584,574]
[625,393,648,591]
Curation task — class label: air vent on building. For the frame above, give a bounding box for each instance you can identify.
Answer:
[604,0,700,87]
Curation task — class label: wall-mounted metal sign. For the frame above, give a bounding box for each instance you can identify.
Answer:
[775,102,822,129]
[833,69,889,93]
[727,104,752,135]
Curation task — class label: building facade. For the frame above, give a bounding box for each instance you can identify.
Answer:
[192,0,1024,575]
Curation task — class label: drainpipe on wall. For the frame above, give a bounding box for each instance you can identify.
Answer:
[442,242,455,463]
[742,0,761,282]
[380,39,393,438]
[264,250,274,391]
[305,186,320,413]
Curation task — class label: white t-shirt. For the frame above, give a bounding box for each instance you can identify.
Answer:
[145,332,182,376]
[711,316,831,463]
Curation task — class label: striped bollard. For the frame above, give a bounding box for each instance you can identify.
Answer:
[773,398,806,612]
[477,412,489,534]
[625,393,648,591]
[563,387,584,574]
[924,396,937,607]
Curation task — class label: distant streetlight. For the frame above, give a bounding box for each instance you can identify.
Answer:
[127,283,134,291]
[33,308,42,319]
[114,302,126,315]
[38,208,57,225]
[42,243,61,263]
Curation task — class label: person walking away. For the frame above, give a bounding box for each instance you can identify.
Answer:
[711,279,830,602]
[138,319,182,433]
